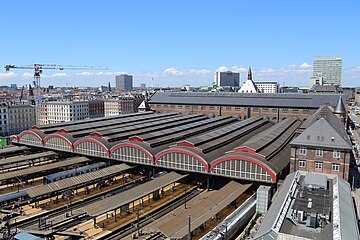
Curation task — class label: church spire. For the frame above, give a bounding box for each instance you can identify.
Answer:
[247,66,252,80]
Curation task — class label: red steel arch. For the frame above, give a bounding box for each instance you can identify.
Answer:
[73,138,110,157]
[210,155,277,182]
[155,148,209,172]
[43,134,74,151]
[18,130,43,145]
[10,135,19,142]
[110,142,154,163]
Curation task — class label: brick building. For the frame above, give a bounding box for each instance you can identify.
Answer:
[89,100,104,118]
[148,92,346,122]
[290,104,352,180]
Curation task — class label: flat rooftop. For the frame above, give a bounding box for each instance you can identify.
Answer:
[254,171,360,240]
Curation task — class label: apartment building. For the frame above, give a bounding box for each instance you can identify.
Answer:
[104,98,134,116]
[0,103,36,136]
[89,100,105,118]
[46,101,89,124]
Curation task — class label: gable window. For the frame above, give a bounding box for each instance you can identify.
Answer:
[315,148,323,157]
[299,147,307,155]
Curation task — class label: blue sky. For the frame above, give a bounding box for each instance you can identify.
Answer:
[0,0,359,87]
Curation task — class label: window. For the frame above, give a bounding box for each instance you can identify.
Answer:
[235,106,241,110]
[333,150,340,159]
[332,164,340,171]
[299,160,306,168]
[272,108,277,113]
[315,148,323,157]
[262,108,269,112]
[317,136,325,141]
[315,162,323,169]
[299,147,307,155]
[209,106,214,110]
[226,106,232,110]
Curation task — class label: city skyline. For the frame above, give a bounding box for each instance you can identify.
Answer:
[0,0,359,87]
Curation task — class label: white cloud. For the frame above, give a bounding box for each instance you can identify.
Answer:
[231,66,248,73]
[76,72,93,76]
[215,65,247,73]
[95,71,127,76]
[287,64,297,68]
[188,69,212,75]
[22,72,33,78]
[163,67,184,76]
[350,66,360,72]
[52,73,68,77]
[259,68,275,73]
[215,66,229,72]
[0,72,17,79]
[299,62,312,69]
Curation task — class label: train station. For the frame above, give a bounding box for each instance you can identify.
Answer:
[0,104,357,239]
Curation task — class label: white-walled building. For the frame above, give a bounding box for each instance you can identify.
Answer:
[0,103,9,136]
[0,103,35,136]
[255,82,279,93]
[313,56,342,86]
[46,101,89,124]
[104,98,134,116]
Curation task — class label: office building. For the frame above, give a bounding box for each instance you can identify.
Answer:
[214,71,239,87]
[313,56,342,86]
[115,74,133,91]
[255,82,279,93]
[10,84,17,90]
[254,171,359,240]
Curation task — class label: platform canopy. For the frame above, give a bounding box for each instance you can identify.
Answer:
[0,151,56,167]
[83,172,187,217]
[0,156,88,182]
[0,146,28,156]
[157,181,251,239]
[27,164,130,198]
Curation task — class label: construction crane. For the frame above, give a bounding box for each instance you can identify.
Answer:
[4,63,108,124]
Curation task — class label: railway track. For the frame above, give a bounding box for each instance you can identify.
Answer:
[102,187,203,240]
[14,176,146,232]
